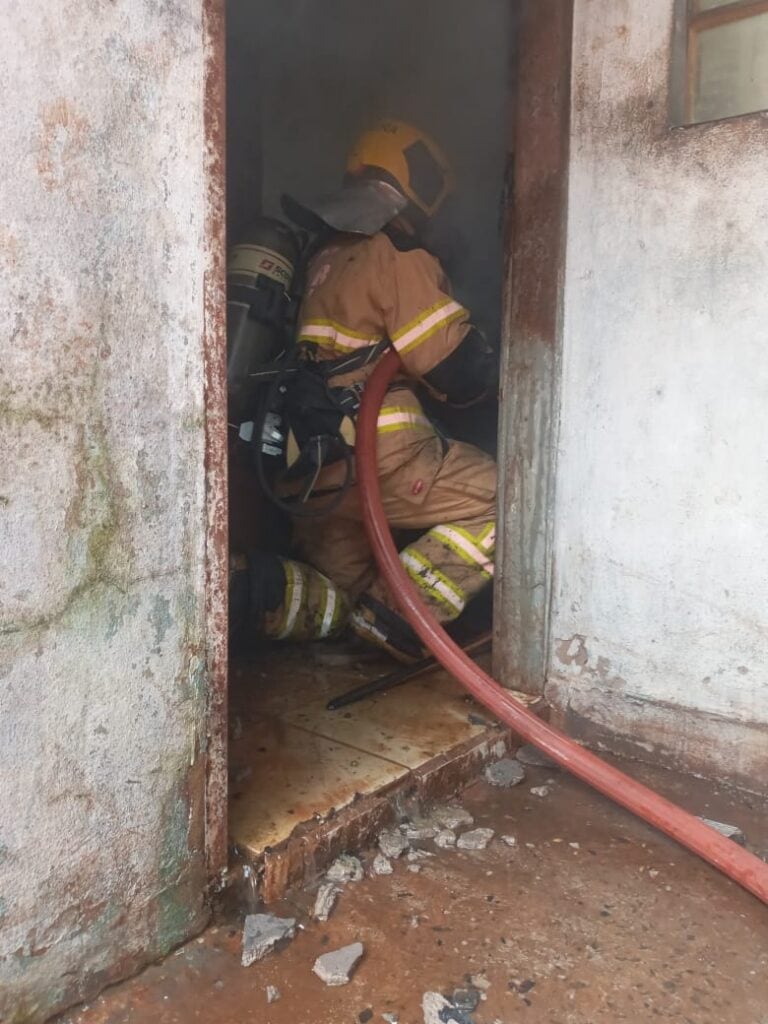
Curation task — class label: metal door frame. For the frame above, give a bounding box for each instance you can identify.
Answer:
[203,0,229,881]
[494,0,574,695]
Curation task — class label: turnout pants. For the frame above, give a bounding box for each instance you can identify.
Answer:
[292,429,497,659]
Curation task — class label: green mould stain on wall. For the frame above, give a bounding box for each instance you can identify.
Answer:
[0,0,216,1020]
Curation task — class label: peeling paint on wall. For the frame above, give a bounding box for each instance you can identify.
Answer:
[0,1,212,1020]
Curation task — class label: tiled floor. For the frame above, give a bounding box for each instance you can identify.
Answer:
[228,644,496,856]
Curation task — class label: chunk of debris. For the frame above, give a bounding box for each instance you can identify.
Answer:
[313,881,342,921]
[434,829,457,849]
[359,1009,374,1023]
[433,805,474,831]
[327,853,364,882]
[452,987,481,1012]
[266,985,280,1003]
[313,942,364,986]
[379,829,410,859]
[382,1014,400,1024]
[484,758,526,788]
[501,834,517,847]
[408,847,434,861]
[422,991,454,1024]
[408,863,422,874]
[530,785,550,798]
[698,817,746,846]
[457,828,495,851]
[469,974,491,991]
[515,743,557,768]
[372,853,393,875]
[241,914,296,966]
[401,823,439,840]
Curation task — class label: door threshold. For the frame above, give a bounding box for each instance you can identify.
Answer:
[227,646,546,902]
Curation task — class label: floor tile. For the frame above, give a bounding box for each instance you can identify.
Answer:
[278,676,487,768]
[229,714,408,856]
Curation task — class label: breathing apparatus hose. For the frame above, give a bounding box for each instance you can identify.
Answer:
[252,366,355,519]
[356,348,768,905]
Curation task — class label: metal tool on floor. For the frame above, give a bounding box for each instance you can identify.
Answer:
[326,631,493,710]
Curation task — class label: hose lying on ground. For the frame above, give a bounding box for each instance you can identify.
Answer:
[355,347,768,905]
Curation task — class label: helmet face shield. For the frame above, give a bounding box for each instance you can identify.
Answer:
[282,179,408,237]
[346,120,455,221]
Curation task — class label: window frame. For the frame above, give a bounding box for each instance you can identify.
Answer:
[671,0,768,126]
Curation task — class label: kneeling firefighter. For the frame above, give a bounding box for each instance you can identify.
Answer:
[231,120,498,661]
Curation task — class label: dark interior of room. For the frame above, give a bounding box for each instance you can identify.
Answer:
[224,0,512,863]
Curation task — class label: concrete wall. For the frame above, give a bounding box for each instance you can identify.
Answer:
[0,2,213,1019]
[549,0,768,789]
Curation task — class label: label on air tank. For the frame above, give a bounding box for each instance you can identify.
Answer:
[228,244,293,287]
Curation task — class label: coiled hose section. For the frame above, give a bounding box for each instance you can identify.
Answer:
[356,348,768,904]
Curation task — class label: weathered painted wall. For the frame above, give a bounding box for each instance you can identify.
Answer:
[549,0,768,789]
[0,2,214,1019]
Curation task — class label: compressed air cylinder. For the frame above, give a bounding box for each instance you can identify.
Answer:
[227,217,299,422]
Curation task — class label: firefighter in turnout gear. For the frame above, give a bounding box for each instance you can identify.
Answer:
[277,119,498,661]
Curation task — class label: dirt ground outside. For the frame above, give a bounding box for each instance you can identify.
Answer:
[59,757,768,1024]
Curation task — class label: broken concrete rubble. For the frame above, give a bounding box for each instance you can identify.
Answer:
[241,914,296,967]
[313,881,342,921]
[501,834,517,847]
[266,984,280,1003]
[422,991,454,1024]
[372,853,393,875]
[407,848,434,861]
[433,805,474,830]
[457,828,495,851]
[451,987,481,1012]
[326,853,364,882]
[401,822,438,840]
[434,829,457,848]
[379,829,410,859]
[530,785,551,797]
[483,757,526,787]
[313,941,365,986]
[469,974,491,991]
[699,817,746,845]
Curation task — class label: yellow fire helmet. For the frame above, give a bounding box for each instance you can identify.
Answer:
[282,120,455,237]
[346,119,455,223]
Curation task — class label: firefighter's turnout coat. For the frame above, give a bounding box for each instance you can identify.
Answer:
[257,230,495,658]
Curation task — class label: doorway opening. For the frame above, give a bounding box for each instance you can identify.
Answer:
[224,0,514,886]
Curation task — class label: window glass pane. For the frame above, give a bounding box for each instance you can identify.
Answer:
[693,12,768,122]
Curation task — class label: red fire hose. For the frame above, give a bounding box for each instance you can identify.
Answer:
[356,348,768,904]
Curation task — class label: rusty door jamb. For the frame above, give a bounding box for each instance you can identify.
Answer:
[493,0,574,695]
[203,0,229,882]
